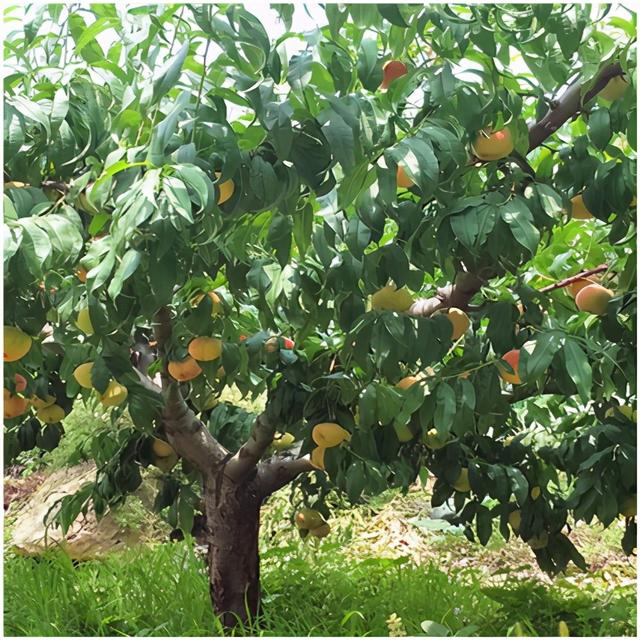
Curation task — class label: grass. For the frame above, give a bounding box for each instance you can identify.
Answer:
[5,399,636,636]
[4,538,636,637]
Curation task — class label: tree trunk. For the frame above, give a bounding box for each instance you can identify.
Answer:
[203,473,262,628]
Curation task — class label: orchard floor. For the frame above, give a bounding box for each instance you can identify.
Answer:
[4,485,637,637]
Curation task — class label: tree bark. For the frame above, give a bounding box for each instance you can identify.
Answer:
[203,472,262,627]
[149,306,315,628]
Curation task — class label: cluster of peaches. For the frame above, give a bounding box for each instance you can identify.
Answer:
[380,59,632,222]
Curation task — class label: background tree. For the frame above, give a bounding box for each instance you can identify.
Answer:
[3,2,636,628]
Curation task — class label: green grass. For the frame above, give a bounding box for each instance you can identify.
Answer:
[4,540,635,637]
[6,402,636,636]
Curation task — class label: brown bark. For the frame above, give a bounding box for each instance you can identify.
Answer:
[200,455,314,626]
[203,472,262,627]
[538,264,608,293]
[225,412,277,483]
[527,63,623,152]
[146,307,315,628]
[408,271,486,317]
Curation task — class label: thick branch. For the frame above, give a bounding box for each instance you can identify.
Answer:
[153,306,173,390]
[408,271,486,317]
[149,307,229,474]
[162,382,229,473]
[256,457,315,497]
[134,368,162,394]
[131,332,156,376]
[224,412,277,483]
[527,63,623,152]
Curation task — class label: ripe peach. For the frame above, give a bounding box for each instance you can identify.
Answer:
[396,376,418,390]
[4,389,29,419]
[567,275,600,298]
[599,75,628,101]
[447,307,470,340]
[575,283,614,315]
[188,337,223,362]
[396,165,414,188]
[380,60,407,90]
[4,326,32,362]
[312,422,351,448]
[472,128,514,161]
[569,194,593,220]
[168,357,202,382]
[498,349,521,384]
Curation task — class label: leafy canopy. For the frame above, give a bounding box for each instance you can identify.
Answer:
[3,3,637,573]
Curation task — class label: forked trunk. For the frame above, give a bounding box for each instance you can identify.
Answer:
[203,474,262,627]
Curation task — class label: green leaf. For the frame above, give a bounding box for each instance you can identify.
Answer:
[563,339,592,404]
[319,107,357,170]
[89,248,116,293]
[292,202,313,257]
[357,36,382,91]
[74,16,118,54]
[476,505,493,545]
[267,212,292,267]
[152,41,189,104]
[146,93,190,166]
[450,208,479,249]
[521,333,562,381]
[589,109,612,150]
[7,96,51,138]
[500,197,540,255]
[434,383,456,437]
[164,176,194,222]
[486,301,518,354]
[534,184,564,217]
[338,161,376,210]
[359,384,378,428]
[378,5,408,27]
[388,133,439,198]
[287,52,313,93]
[177,492,194,535]
[149,252,178,306]
[107,249,142,300]
[420,620,450,637]
[19,219,52,275]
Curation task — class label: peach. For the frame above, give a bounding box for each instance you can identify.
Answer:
[472,128,514,161]
[380,60,407,90]
[498,349,521,384]
[575,283,614,315]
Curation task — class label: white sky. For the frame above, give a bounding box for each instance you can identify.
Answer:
[2,3,634,107]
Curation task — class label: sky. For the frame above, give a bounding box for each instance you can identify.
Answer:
[2,3,634,108]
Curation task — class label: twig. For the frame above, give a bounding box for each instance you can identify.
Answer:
[538,264,608,293]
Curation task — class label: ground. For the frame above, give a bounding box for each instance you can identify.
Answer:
[4,400,636,636]
[4,468,636,637]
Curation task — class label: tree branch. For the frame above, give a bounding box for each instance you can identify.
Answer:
[408,271,487,317]
[510,150,536,179]
[257,457,315,497]
[224,411,277,483]
[133,368,162,394]
[148,306,229,474]
[162,382,229,473]
[538,264,608,293]
[153,306,173,390]
[131,331,156,376]
[527,62,623,152]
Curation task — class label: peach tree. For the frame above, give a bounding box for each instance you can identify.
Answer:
[3,3,636,627]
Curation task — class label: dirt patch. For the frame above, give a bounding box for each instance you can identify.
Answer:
[328,487,636,588]
[4,471,47,512]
